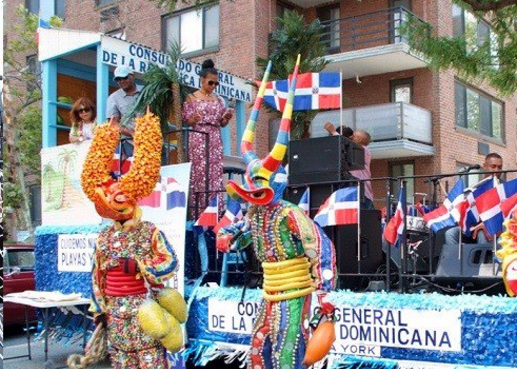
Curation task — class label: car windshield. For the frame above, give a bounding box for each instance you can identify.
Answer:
[8,250,35,272]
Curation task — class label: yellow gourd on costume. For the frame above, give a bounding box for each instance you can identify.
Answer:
[137,300,170,339]
[160,312,184,353]
[158,287,188,323]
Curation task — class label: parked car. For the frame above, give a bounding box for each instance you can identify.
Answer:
[4,244,38,327]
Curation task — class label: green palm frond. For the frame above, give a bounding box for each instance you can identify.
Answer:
[132,42,182,136]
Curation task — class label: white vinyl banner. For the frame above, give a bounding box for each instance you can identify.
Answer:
[207,298,462,355]
[57,234,98,272]
[208,298,259,334]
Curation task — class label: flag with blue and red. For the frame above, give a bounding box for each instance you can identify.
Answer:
[297,188,310,216]
[384,185,406,246]
[138,177,186,210]
[260,72,341,112]
[423,179,466,232]
[194,196,219,235]
[111,145,133,176]
[475,178,517,236]
[314,187,359,227]
[213,198,244,234]
[459,176,497,237]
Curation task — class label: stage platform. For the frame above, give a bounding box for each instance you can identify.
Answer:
[184,286,517,369]
[34,226,517,369]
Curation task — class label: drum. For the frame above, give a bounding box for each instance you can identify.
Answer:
[406,216,427,233]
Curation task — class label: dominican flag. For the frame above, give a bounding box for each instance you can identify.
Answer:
[298,188,310,216]
[475,178,517,236]
[213,199,244,234]
[194,196,219,232]
[459,177,497,236]
[260,72,342,112]
[384,185,406,246]
[416,202,432,216]
[138,177,186,210]
[423,180,466,232]
[314,187,359,227]
[111,146,133,176]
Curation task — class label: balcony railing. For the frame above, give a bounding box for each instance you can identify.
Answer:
[311,102,432,145]
[320,6,425,55]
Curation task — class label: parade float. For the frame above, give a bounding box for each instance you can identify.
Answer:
[32,29,517,369]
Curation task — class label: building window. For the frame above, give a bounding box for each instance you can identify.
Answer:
[390,78,413,104]
[456,163,481,188]
[25,0,39,14]
[55,0,65,19]
[390,162,414,203]
[26,55,41,89]
[163,4,219,54]
[455,81,503,140]
[452,4,497,57]
[317,4,340,53]
[96,0,119,6]
[276,2,294,30]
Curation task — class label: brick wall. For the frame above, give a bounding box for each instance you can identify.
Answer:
[5,0,516,202]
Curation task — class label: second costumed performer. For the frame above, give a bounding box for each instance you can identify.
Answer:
[217,56,337,369]
[80,112,185,369]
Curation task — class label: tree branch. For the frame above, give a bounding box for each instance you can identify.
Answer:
[461,0,517,12]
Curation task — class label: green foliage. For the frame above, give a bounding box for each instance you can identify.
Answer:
[17,107,43,179]
[402,1,516,96]
[148,0,226,11]
[4,183,24,209]
[256,11,329,139]
[132,43,182,136]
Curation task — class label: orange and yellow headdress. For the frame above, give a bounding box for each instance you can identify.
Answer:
[81,112,162,221]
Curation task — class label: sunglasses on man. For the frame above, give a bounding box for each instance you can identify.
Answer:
[115,76,130,82]
[207,80,219,86]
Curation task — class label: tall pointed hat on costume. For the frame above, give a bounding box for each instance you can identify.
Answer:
[81,112,162,221]
[227,55,300,206]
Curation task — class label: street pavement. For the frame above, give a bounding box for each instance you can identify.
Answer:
[3,325,111,369]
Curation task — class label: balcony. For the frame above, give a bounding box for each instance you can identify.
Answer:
[320,7,428,78]
[310,102,435,159]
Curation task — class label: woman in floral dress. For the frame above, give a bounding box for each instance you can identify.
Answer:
[182,59,233,218]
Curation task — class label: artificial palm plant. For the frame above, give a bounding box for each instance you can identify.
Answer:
[256,10,330,140]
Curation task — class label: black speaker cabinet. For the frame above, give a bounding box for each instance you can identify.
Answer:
[288,136,364,186]
[322,210,383,290]
[436,242,495,278]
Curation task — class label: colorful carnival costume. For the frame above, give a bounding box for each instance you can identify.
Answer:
[217,57,337,369]
[81,113,179,369]
[497,209,517,297]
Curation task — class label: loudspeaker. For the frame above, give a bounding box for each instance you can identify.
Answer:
[323,210,383,289]
[435,243,495,277]
[288,136,364,186]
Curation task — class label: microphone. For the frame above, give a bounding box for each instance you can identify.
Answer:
[458,164,481,173]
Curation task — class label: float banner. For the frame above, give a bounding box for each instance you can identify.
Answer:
[41,141,102,226]
[101,36,252,102]
[188,288,516,368]
[57,233,98,272]
[332,307,461,353]
[206,298,461,354]
[208,298,258,334]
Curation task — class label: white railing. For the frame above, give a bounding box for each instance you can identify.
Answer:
[310,102,432,144]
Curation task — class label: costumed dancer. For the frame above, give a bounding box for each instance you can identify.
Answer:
[80,112,180,369]
[498,209,517,297]
[216,57,337,369]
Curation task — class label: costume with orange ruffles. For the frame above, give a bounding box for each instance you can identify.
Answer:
[81,113,178,369]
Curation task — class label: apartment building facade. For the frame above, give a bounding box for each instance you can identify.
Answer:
[5,0,517,209]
